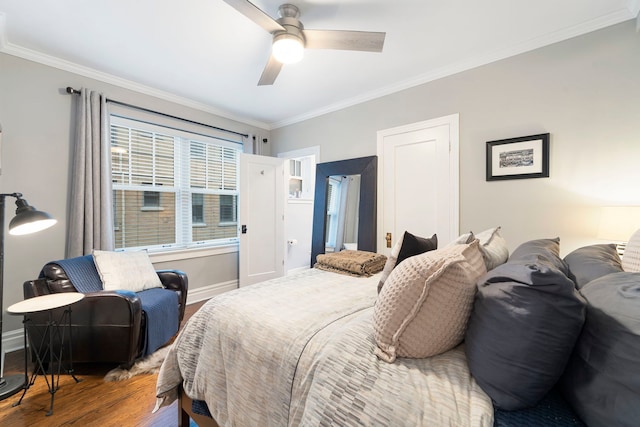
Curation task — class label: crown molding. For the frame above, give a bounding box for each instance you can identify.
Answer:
[2,7,635,130]
[271,8,635,129]
[0,38,271,131]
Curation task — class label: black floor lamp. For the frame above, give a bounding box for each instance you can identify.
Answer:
[0,192,56,400]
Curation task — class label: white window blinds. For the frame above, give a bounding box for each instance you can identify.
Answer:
[110,116,241,251]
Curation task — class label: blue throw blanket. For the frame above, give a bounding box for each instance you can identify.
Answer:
[137,288,179,356]
[41,255,178,357]
[40,254,103,293]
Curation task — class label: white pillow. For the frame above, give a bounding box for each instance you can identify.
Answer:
[93,250,162,292]
[622,229,640,272]
[474,227,509,270]
[445,231,475,247]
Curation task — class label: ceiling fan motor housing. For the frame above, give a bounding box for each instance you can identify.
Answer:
[274,4,305,47]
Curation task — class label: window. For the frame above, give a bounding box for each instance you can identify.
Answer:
[192,193,204,224]
[278,146,318,201]
[325,177,341,250]
[110,117,241,251]
[143,191,160,208]
[287,156,314,199]
[219,194,237,224]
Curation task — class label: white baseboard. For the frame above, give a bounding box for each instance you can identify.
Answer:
[186,280,238,305]
[1,281,238,357]
[1,327,26,357]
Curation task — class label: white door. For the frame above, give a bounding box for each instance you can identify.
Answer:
[376,114,459,254]
[239,154,285,287]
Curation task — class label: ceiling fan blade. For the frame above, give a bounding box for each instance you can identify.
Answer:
[222,0,285,33]
[304,30,386,52]
[258,54,284,86]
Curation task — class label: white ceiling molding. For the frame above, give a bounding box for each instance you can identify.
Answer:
[271,7,634,129]
[0,38,271,131]
[1,2,637,129]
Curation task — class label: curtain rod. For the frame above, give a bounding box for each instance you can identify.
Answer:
[65,87,249,139]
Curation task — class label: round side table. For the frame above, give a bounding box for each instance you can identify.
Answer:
[7,292,84,416]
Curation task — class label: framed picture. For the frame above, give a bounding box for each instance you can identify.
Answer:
[486,133,549,181]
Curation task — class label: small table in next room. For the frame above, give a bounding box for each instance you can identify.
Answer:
[7,292,84,416]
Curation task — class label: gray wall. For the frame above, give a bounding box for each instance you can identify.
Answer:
[272,20,640,258]
[0,53,268,334]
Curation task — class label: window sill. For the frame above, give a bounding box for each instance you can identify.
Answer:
[218,222,237,227]
[288,198,313,204]
[141,207,164,212]
[148,242,239,263]
[192,223,207,228]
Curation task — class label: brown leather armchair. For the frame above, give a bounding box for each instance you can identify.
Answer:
[23,261,188,368]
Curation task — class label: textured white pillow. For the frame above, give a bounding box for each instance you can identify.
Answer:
[622,229,640,272]
[373,240,487,362]
[474,227,509,270]
[93,250,162,292]
[445,231,475,247]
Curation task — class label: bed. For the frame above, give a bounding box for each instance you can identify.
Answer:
[154,267,494,426]
[156,231,625,427]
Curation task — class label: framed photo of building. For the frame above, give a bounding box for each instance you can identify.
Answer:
[486,133,550,181]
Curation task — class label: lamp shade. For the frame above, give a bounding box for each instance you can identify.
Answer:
[597,206,640,242]
[8,197,57,235]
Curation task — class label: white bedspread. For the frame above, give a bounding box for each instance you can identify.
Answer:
[155,268,493,426]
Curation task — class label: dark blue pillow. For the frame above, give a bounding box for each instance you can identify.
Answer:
[561,272,640,427]
[563,244,623,289]
[465,238,586,410]
[396,231,438,265]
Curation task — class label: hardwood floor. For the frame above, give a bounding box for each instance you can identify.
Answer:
[0,300,208,427]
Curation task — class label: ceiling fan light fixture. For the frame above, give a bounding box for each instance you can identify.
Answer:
[272,33,304,64]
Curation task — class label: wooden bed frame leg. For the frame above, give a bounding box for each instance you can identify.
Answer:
[178,385,220,427]
[178,389,190,427]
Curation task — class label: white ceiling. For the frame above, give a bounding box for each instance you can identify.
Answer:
[0,1,638,129]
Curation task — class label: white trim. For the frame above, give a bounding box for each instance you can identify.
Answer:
[0,282,238,360]
[2,328,26,354]
[277,146,321,162]
[0,41,269,131]
[270,9,634,129]
[1,9,634,129]
[149,243,238,263]
[186,280,237,305]
[287,199,313,204]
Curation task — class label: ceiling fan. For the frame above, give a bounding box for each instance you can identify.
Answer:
[222,0,386,85]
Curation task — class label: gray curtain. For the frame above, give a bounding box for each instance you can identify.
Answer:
[66,89,114,257]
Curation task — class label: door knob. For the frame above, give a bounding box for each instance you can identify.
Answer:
[385,232,392,248]
[241,225,247,234]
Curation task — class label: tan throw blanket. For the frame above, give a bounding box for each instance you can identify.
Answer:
[315,250,387,277]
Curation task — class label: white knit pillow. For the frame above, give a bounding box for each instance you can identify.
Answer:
[93,250,162,292]
[622,229,640,272]
[373,240,487,362]
[474,227,509,270]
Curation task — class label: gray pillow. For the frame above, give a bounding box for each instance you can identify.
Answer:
[561,272,640,427]
[563,244,623,289]
[508,237,568,275]
[465,238,586,410]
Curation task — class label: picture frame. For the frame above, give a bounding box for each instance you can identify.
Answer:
[486,133,550,181]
